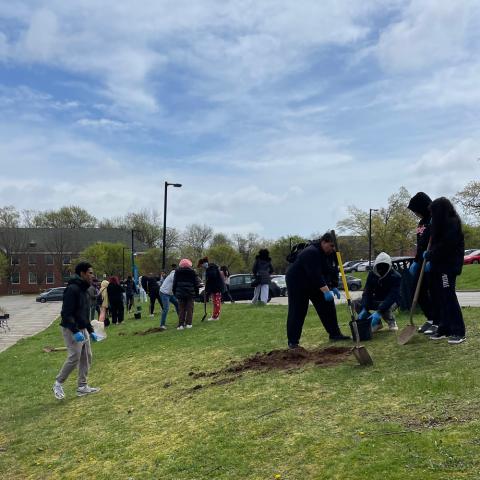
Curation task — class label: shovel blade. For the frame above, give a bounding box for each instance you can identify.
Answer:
[397,324,417,345]
[353,346,373,366]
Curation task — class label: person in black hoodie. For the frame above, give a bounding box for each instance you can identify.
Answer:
[173,258,201,329]
[407,191,437,334]
[107,276,125,325]
[53,262,101,400]
[146,274,163,316]
[425,197,466,344]
[251,249,274,304]
[286,232,349,349]
[198,257,225,321]
[125,276,137,313]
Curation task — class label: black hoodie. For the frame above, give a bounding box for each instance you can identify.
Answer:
[60,275,93,334]
[407,192,432,263]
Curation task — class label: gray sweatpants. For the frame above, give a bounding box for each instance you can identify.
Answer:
[55,327,92,388]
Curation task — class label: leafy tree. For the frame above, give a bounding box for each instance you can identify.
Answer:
[210,233,232,248]
[0,206,20,227]
[232,232,262,268]
[181,224,214,260]
[455,181,480,220]
[463,224,480,249]
[205,244,245,273]
[76,242,129,279]
[269,235,308,273]
[34,206,97,228]
[0,251,8,280]
[136,248,164,275]
[124,210,162,248]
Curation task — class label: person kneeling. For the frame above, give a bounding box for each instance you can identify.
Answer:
[354,252,401,332]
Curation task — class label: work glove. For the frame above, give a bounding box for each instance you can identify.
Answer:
[424,261,432,273]
[368,311,382,326]
[90,332,100,342]
[409,261,419,276]
[358,308,368,320]
[423,250,431,260]
[73,331,85,342]
[331,288,341,299]
[323,290,334,302]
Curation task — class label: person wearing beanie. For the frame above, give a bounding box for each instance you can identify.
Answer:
[407,191,437,335]
[354,252,401,333]
[173,259,201,329]
[198,257,225,321]
[251,249,274,305]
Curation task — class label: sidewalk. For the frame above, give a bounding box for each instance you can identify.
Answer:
[0,295,61,354]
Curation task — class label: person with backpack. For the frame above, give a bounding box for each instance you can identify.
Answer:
[425,197,466,344]
[251,249,273,304]
[286,232,349,349]
[107,276,125,325]
[173,259,201,329]
[407,192,437,335]
[198,257,225,321]
[146,274,163,317]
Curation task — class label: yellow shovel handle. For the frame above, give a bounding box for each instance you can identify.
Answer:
[336,251,351,301]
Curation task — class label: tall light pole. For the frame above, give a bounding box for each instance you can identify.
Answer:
[162,181,182,270]
[369,209,379,270]
[122,247,126,280]
[131,229,140,277]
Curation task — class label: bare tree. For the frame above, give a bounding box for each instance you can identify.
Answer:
[34,206,97,228]
[181,224,214,260]
[454,181,480,219]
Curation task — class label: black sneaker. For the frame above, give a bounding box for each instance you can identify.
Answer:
[288,342,299,349]
[329,333,351,341]
[448,336,466,345]
[418,320,433,333]
[424,325,438,335]
[430,333,447,340]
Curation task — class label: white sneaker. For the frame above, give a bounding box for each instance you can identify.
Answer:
[388,321,398,331]
[149,314,154,318]
[76,385,100,397]
[159,325,167,330]
[53,381,65,400]
[207,317,219,322]
[186,324,193,329]
[177,325,184,330]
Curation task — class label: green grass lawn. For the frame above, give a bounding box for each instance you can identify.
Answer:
[354,264,479,290]
[1,302,480,479]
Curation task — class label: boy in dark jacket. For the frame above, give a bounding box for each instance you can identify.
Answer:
[286,232,349,349]
[198,257,225,321]
[53,262,101,400]
[407,192,436,334]
[252,249,274,304]
[173,259,201,329]
[355,252,401,332]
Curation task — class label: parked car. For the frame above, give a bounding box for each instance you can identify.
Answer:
[337,274,362,291]
[355,261,373,272]
[343,261,364,273]
[464,250,480,265]
[465,249,479,256]
[36,287,66,303]
[271,275,287,296]
[196,274,281,302]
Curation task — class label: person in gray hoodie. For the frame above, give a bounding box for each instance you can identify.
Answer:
[354,252,401,332]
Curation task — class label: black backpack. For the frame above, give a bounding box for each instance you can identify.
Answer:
[286,242,311,263]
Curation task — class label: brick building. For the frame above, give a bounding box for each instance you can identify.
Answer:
[0,228,147,295]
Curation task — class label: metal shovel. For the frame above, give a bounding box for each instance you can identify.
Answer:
[331,231,373,366]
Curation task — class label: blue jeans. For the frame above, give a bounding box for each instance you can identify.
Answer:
[160,293,179,326]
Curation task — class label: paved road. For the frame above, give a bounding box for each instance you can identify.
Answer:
[0,295,61,354]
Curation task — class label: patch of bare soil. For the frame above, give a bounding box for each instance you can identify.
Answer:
[134,327,166,336]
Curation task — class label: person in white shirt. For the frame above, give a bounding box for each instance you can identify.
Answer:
[159,267,179,330]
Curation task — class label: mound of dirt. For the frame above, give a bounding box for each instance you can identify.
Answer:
[134,327,166,336]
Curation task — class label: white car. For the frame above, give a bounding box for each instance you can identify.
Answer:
[355,261,374,272]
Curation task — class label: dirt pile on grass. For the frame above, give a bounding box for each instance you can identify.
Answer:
[134,327,166,336]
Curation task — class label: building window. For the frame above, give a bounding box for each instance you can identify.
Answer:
[11,271,20,284]
[63,255,71,265]
[45,254,54,265]
[28,255,37,265]
[46,272,54,284]
[63,271,71,283]
[29,272,38,284]
[11,256,20,265]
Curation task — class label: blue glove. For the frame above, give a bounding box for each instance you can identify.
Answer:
[369,311,382,326]
[358,308,368,320]
[73,331,85,342]
[323,290,334,302]
[409,261,419,276]
[425,261,431,273]
[423,250,431,260]
[331,288,341,299]
[90,332,100,342]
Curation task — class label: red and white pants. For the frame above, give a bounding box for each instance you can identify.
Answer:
[211,292,222,319]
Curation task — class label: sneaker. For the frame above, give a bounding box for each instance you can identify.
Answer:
[76,385,100,397]
[387,320,398,331]
[448,335,466,345]
[150,314,154,318]
[424,325,438,335]
[329,333,351,341]
[186,324,193,329]
[288,342,299,349]
[159,325,167,331]
[430,333,447,341]
[371,322,383,333]
[207,317,219,321]
[53,381,65,400]
[418,320,433,333]
[177,325,184,330]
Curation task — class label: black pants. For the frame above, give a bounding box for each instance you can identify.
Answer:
[110,302,124,324]
[412,271,436,323]
[149,290,163,314]
[126,294,134,312]
[286,283,342,345]
[223,285,234,303]
[430,272,465,337]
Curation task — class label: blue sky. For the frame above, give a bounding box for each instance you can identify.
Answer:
[0,1,479,238]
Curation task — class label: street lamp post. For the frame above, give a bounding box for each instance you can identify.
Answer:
[131,229,140,277]
[122,247,126,280]
[369,209,379,270]
[162,181,182,270]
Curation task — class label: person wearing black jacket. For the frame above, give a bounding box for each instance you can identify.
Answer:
[198,257,225,321]
[173,259,201,329]
[425,197,466,344]
[146,274,163,316]
[107,276,125,325]
[286,232,349,349]
[53,262,101,400]
[407,192,436,334]
[125,276,137,313]
[251,249,274,304]
[354,252,401,332]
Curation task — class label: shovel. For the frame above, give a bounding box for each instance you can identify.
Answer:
[331,230,373,366]
[398,241,431,345]
[201,290,208,322]
[43,346,67,353]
